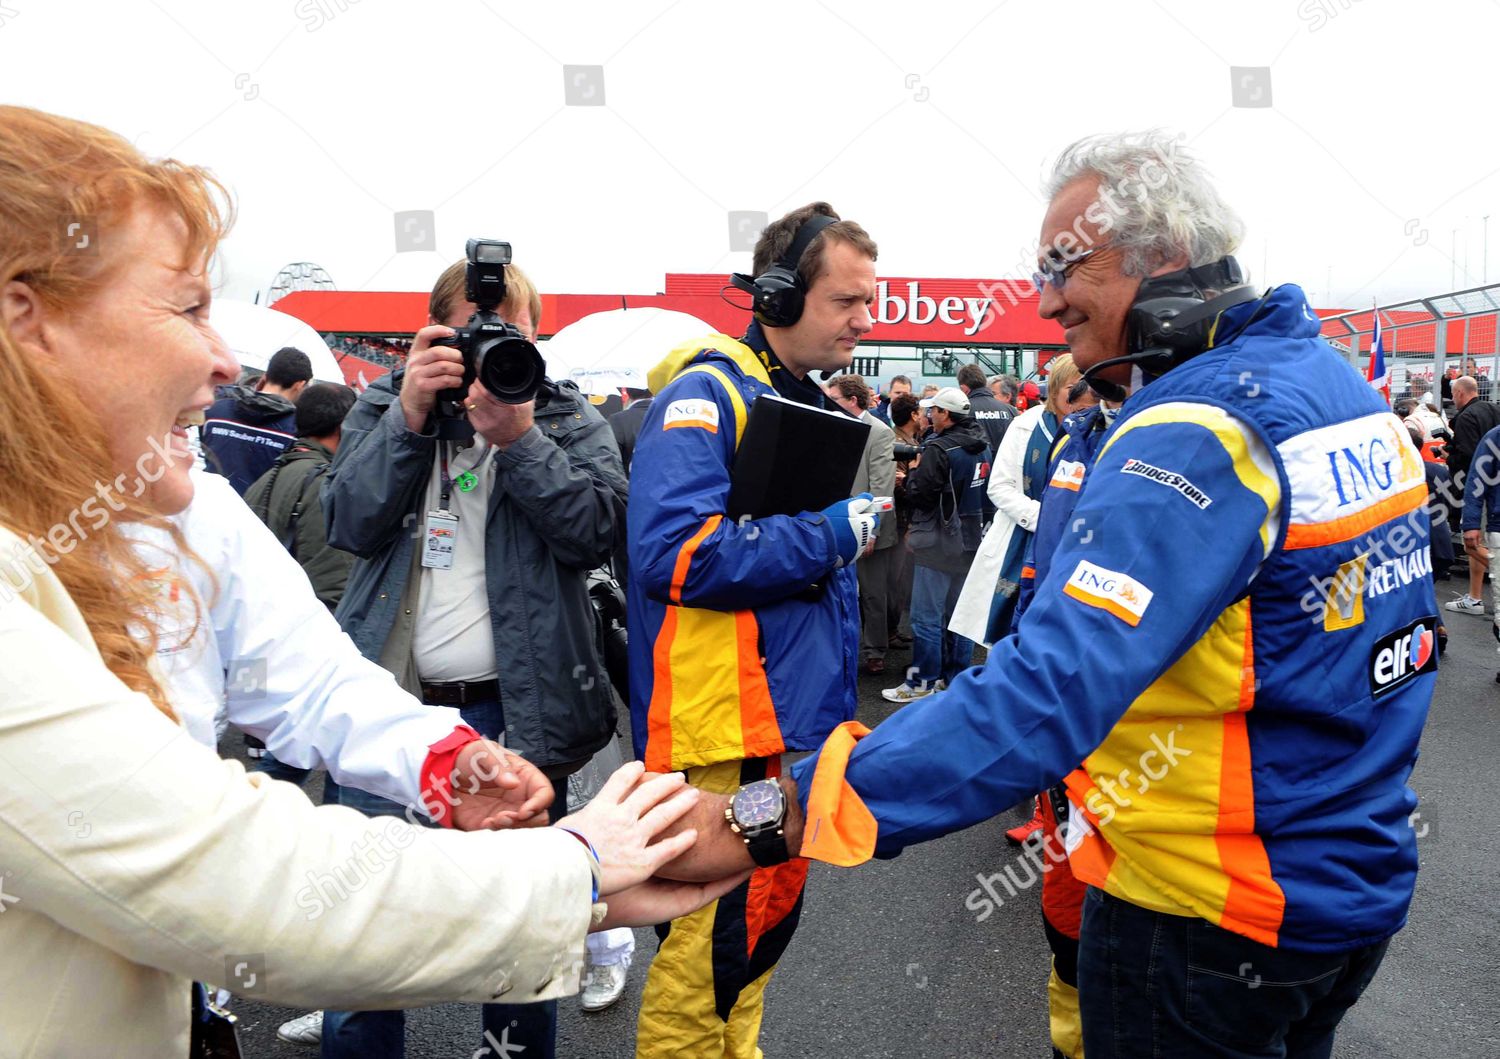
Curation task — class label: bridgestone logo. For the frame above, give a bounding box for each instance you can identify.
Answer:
[1121,459,1212,509]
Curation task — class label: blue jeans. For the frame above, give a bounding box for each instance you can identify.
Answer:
[1077,887,1390,1059]
[910,563,974,686]
[250,749,341,804]
[321,699,561,1059]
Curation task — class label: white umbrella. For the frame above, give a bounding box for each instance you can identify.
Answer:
[542,308,715,394]
[209,299,344,384]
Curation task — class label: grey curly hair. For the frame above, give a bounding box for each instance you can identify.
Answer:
[1045,131,1244,277]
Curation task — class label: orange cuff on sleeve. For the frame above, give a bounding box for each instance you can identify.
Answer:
[799,720,878,867]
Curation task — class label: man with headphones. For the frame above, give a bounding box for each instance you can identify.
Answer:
[625,203,880,1058]
[658,136,1435,1058]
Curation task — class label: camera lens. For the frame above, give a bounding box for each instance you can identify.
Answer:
[476,333,546,404]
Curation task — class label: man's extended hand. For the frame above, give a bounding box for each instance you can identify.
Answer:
[448,740,554,831]
[653,776,805,883]
[596,872,753,931]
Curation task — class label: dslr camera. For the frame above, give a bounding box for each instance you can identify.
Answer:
[431,238,547,438]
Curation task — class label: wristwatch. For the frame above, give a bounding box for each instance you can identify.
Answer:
[726,778,791,867]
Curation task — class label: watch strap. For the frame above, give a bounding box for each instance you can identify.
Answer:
[744,826,791,867]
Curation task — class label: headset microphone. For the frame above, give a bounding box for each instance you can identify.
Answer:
[729,214,839,329]
[1080,256,1261,402]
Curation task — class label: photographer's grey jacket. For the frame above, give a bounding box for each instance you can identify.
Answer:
[324,370,627,773]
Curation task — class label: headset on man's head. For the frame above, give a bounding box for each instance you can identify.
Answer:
[1082,255,1266,402]
[729,214,839,328]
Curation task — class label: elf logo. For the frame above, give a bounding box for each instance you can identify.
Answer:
[1369,617,1438,697]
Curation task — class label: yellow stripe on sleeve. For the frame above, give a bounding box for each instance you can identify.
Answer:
[677,363,749,448]
[1101,402,1282,558]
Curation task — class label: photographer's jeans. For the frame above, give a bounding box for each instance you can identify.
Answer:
[1077,887,1390,1059]
[910,564,974,686]
[249,750,346,806]
[320,699,562,1059]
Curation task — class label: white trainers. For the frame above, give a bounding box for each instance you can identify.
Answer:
[276,1010,323,1045]
[881,681,937,703]
[1445,595,1485,615]
[580,960,629,1012]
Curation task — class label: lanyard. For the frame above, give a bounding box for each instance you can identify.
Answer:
[439,443,454,512]
[440,443,489,510]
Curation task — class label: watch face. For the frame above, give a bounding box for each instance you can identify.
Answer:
[732,780,783,829]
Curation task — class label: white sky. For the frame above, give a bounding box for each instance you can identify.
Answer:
[3,0,1492,311]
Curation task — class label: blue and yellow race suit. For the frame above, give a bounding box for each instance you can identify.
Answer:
[627,324,860,773]
[791,284,1436,954]
[627,321,861,1058]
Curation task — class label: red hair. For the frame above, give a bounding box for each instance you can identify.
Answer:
[0,106,233,720]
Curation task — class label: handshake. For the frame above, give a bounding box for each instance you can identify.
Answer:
[447,741,795,930]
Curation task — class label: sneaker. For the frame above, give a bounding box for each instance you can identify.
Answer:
[881,681,936,703]
[276,1010,323,1045]
[580,960,629,1012]
[1445,595,1485,615]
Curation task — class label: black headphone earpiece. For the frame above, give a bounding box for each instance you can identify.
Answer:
[729,214,838,329]
[1083,256,1262,401]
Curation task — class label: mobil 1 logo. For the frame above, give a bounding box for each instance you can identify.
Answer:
[1369,617,1438,698]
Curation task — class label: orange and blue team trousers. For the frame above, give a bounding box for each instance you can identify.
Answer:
[1038,790,1087,1059]
[636,756,808,1059]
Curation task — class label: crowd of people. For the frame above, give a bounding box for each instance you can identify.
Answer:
[0,104,1459,1059]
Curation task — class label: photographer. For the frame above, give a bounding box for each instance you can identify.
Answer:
[882,387,993,703]
[321,255,628,1059]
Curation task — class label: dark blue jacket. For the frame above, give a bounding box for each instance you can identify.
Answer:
[1460,423,1500,531]
[201,384,297,495]
[906,417,993,564]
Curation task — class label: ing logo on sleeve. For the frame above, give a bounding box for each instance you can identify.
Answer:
[1062,560,1154,626]
[663,398,720,433]
[1050,460,1086,492]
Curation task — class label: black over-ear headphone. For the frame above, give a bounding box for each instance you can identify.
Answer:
[1082,256,1263,402]
[729,214,839,328]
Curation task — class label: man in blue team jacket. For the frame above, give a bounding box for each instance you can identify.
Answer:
[200,346,311,494]
[660,132,1437,1059]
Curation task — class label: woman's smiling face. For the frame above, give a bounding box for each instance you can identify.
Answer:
[37,205,239,514]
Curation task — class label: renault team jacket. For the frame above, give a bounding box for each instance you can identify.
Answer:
[627,332,860,772]
[790,284,1437,952]
[1012,403,1118,625]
